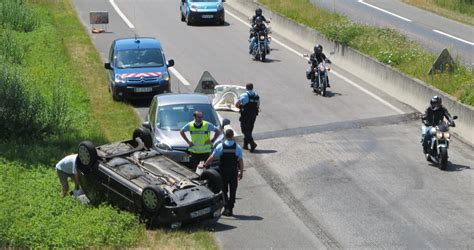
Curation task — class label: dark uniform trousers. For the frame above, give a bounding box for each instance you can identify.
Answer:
[220,143,239,210]
[189,152,210,172]
[240,92,259,147]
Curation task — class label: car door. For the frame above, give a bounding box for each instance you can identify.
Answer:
[107,41,116,86]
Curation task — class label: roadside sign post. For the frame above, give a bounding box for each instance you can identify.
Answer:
[89,11,109,33]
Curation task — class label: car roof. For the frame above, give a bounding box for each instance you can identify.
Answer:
[155,93,212,106]
[114,37,162,50]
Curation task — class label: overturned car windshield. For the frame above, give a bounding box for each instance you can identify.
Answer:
[115,49,164,69]
[158,104,219,131]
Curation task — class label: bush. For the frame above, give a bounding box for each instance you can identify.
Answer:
[0,66,71,140]
[0,30,25,64]
[0,0,39,32]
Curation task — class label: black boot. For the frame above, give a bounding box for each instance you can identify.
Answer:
[250,142,257,152]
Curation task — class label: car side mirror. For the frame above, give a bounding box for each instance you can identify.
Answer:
[104,62,112,70]
[221,118,230,128]
[453,115,458,120]
[167,59,175,67]
[142,121,151,130]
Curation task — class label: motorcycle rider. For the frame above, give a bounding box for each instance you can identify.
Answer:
[251,7,267,26]
[249,16,268,54]
[421,95,455,157]
[309,44,332,87]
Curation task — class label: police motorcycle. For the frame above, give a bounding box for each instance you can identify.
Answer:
[249,19,271,62]
[304,55,330,96]
[423,115,458,170]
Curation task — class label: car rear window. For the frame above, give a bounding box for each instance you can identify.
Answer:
[115,48,164,69]
[158,104,219,131]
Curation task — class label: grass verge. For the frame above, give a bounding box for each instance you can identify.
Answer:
[259,0,474,106]
[0,0,217,248]
[401,0,474,26]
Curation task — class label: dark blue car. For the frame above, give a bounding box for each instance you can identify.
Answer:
[105,37,175,101]
[180,0,225,25]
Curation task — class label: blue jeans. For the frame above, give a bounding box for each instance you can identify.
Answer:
[249,37,256,52]
[421,125,433,152]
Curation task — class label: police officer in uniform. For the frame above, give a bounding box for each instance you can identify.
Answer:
[180,111,221,171]
[236,83,260,152]
[203,129,244,216]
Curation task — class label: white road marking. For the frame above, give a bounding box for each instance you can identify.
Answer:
[225,10,405,114]
[358,0,412,22]
[169,67,191,86]
[109,0,135,28]
[433,29,474,46]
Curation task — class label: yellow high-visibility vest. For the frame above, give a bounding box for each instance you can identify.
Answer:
[189,121,211,154]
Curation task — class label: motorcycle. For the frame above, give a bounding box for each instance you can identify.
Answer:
[306,59,330,96]
[423,115,458,170]
[249,27,271,62]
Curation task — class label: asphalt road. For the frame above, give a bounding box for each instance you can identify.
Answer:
[310,0,474,67]
[73,0,474,248]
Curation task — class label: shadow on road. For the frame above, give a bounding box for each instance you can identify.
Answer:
[446,162,472,172]
[232,214,263,221]
[324,91,342,98]
[249,149,277,154]
[129,98,152,108]
[212,222,237,232]
[427,161,472,172]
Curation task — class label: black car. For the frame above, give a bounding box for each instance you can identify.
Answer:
[76,129,224,228]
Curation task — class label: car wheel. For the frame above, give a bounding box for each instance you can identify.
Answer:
[111,85,123,102]
[142,186,165,212]
[200,169,222,194]
[77,141,98,170]
[133,127,153,149]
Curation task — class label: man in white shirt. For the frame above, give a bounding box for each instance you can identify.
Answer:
[55,154,81,197]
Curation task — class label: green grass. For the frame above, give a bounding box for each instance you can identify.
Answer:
[0,0,217,248]
[402,0,474,26]
[259,0,474,106]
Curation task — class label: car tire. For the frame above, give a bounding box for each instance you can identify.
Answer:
[133,127,153,149]
[142,186,165,212]
[200,169,222,194]
[111,84,123,102]
[77,141,98,171]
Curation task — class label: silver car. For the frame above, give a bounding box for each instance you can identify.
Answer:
[142,93,230,166]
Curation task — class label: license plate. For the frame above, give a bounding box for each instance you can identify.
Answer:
[202,14,214,19]
[134,87,152,93]
[190,207,211,218]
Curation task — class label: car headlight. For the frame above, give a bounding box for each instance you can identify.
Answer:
[217,4,223,10]
[114,74,125,84]
[156,142,172,151]
[162,72,170,81]
[436,131,443,139]
[190,5,198,12]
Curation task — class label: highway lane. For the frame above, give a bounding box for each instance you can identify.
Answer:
[310,0,474,66]
[73,0,474,248]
